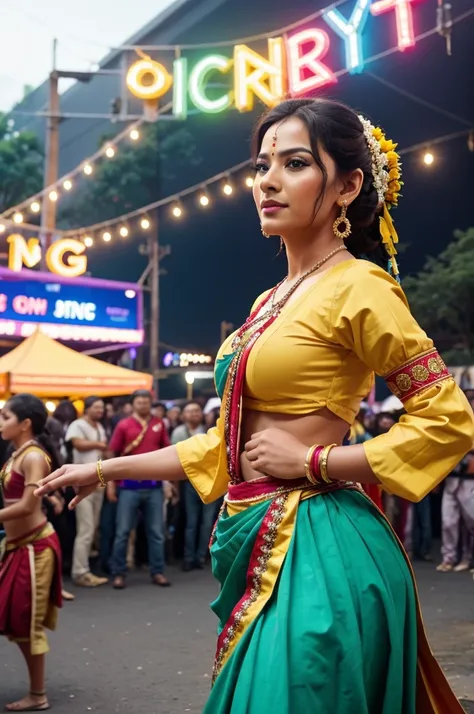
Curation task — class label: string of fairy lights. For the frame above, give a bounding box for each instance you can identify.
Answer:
[0,7,472,244]
[0,127,472,248]
[2,8,472,232]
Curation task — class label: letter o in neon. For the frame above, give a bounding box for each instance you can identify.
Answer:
[126,59,173,100]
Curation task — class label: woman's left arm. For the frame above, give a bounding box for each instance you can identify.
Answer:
[0,452,50,522]
[324,265,474,500]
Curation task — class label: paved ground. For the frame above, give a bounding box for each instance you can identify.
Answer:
[2,561,474,713]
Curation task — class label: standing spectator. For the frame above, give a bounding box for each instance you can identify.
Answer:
[66,397,108,588]
[166,405,182,436]
[172,402,215,572]
[436,455,474,572]
[109,390,171,589]
[152,402,167,421]
[52,400,78,463]
[103,403,117,441]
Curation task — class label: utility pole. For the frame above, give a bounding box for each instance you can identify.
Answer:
[39,39,94,269]
[146,209,171,398]
[149,210,160,397]
[40,68,60,268]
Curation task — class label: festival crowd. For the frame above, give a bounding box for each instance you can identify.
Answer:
[0,391,223,596]
[2,389,474,595]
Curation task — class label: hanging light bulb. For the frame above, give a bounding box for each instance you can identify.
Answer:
[130,128,140,141]
[423,151,434,166]
[172,203,183,218]
[84,235,94,247]
[49,190,59,202]
[102,231,112,242]
[199,192,210,207]
[30,201,41,213]
[83,163,93,175]
[223,181,233,196]
[13,212,24,224]
[140,217,151,230]
[467,131,474,153]
[105,145,115,158]
[119,226,129,238]
[63,178,73,191]
[245,176,254,188]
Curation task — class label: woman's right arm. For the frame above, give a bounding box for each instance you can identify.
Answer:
[104,445,186,482]
[36,420,229,506]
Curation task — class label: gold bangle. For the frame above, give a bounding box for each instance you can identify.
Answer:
[304,445,318,483]
[96,459,106,488]
[319,444,337,484]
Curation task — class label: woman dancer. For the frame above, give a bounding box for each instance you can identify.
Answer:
[1,394,62,712]
[36,98,474,713]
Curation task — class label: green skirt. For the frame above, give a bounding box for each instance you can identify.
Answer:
[205,488,419,714]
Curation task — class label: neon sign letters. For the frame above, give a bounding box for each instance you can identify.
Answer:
[7,235,88,278]
[126,0,424,116]
[0,268,143,345]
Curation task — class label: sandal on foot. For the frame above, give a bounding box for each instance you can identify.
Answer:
[436,562,453,572]
[6,691,50,711]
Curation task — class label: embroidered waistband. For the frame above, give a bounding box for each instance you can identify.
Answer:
[226,477,356,506]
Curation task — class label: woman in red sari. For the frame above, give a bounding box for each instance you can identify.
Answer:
[0,394,62,712]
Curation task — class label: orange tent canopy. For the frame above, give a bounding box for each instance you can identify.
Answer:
[0,330,152,398]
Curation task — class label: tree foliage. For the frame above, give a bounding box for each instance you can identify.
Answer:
[59,122,200,228]
[0,114,44,213]
[404,228,474,364]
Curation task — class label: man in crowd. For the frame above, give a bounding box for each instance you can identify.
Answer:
[108,390,171,589]
[66,396,109,588]
[172,402,215,572]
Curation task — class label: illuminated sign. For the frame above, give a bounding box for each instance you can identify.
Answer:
[127,0,424,116]
[7,235,88,278]
[0,267,143,345]
[163,352,213,368]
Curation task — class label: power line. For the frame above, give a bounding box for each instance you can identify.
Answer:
[366,72,473,128]
[1,127,470,239]
[2,7,472,222]
[398,128,472,156]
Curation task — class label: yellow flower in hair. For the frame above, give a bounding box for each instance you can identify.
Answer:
[389,168,400,180]
[386,151,399,168]
[379,138,398,153]
[372,127,383,141]
[389,180,402,192]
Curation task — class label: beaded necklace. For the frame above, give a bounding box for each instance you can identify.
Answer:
[231,245,346,351]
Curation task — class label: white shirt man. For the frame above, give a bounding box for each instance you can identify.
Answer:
[66,396,108,587]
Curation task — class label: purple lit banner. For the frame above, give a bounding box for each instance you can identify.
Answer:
[0,267,144,345]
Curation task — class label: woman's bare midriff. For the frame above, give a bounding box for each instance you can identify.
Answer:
[3,458,47,541]
[240,407,350,482]
[3,504,46,541]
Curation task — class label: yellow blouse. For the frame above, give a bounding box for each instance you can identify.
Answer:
[175,260,474,503]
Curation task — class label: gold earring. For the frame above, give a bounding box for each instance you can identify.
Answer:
[261,225,270,238]
[277,237,284,256]
[333,201,351,240]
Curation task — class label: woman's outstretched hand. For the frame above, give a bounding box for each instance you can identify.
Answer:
[244,428,308,480]
[34,463,100,509]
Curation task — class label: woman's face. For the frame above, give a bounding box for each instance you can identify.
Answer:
[0,405,27,442]
[253,117,341,240]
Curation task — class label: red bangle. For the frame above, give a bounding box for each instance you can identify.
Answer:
[309,446,325,484]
